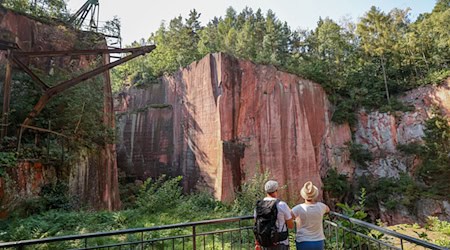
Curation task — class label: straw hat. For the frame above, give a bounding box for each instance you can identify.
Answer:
[301,181,319,200]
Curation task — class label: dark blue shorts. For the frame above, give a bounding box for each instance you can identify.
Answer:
[295,240,324,250]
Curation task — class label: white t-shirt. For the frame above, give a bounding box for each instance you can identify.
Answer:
[291,202,327,242]
[254,197,292,245]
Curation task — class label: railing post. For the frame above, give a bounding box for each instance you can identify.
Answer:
[350,222,353,249]
[239,220,242,249]
[192,225,196,250]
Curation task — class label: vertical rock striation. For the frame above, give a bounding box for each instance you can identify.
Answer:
[117,53,354,203]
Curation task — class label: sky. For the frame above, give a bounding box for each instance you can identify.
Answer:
[66,0,437,46]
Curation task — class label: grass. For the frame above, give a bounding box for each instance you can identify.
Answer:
[0,175,263,248]
[388,217,450,248]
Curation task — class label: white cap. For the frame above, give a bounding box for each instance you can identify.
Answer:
[264,180,279,193]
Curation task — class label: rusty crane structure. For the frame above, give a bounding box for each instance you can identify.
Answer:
[0,43,155,139]
[0,0,152,140]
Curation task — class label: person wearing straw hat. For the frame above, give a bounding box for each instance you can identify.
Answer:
[291,181,330,250]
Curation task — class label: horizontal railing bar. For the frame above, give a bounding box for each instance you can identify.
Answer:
[76,240,142,250]
[324,220,399,249]
[0,213,444,250]
[0,215,253,248]
[329,212,446,250]
[196,226,253,236]
[79,226,255,249]
[338,223,400,249]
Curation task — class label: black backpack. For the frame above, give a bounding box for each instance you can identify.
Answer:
[253,199,288,247]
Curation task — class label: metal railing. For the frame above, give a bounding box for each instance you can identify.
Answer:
[0,216,255,249]
[0,213,446,249]
[325,212,447,250]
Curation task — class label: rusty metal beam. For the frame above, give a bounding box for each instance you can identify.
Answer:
[0,40,20,50]
[1,51,13,139]
[10,55,50,91]
[22,46,155,127]
[14,45,156,57]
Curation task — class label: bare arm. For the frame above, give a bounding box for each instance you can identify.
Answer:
[286,217,294,229]
[324,204,330,213]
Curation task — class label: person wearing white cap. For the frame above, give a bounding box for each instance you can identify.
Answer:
[291,181,330,250]
[254,180,294,249]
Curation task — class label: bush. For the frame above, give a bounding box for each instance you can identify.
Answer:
[357,174,421,211]
[417,109,450,197]
[9,180,75,217]
[397,142,424,155]
[184,192,224,212]
[348,143,373,168]
[427,216,450,236]
[40,181,75,211]
[0,151,17,177]
[322,168,350,200]
[232,171,269,214]
[135,175,183,214]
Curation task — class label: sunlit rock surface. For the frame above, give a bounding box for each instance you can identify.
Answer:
[116,53,354,203]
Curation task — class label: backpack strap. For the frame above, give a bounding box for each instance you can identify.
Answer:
[275,199,289,233]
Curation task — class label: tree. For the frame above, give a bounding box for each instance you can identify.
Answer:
[357,6,394,104]
[418,108,450,197]
[410,3,450,84]
[3,0,68,20]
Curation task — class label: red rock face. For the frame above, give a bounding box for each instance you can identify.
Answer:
[117,53,354,203]
[0,7,120,210]
[0,162,55,218]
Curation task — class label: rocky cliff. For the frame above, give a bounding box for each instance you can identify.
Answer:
[116,53,354,203]
[0,7,120,211]
[354,79,450,224]
[117,52,450,224]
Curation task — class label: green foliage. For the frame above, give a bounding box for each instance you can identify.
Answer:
[348,143,373,168]
[330,189,380,248]
[397,217,450,247]
[322,168,350,200]
[336,188,368,221]
[397,142,424,155]
[2,0,69,21]
[0,152,17,170]
[425,216,450,247]
[232,171,269,214]
[118,0,450,122]
[418,69,450,86]
[39,181,75,211]
[417,108,450,197]
[135,175,183,214]
[5,61,114,163]
[177,191,227,218]
[426,216,450,236]
[378,98,415,113]
[0,150,17,177]
[358,174,421,211]
[331,99,358,125]
[0,177,234,244]
[9,181,75,218]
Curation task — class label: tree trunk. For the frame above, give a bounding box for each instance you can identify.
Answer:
[380,56,391,105]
